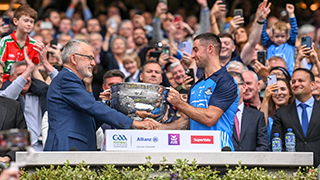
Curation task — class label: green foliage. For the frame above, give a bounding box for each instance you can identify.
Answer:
[19,158,318,180]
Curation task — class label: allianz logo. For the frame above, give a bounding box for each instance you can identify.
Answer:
[137,136,159,143]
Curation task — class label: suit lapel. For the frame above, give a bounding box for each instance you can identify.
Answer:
[307,100,320,138]
[0,97,7,130]
[239,106,250,143]
[288,103,305,140]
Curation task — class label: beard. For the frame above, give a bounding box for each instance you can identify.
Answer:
[134,37,145,46]
[77,65,93,78]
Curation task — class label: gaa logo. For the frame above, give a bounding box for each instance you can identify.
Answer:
[112,134,128,141]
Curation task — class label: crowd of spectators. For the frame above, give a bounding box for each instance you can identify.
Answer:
[0,0,320,170]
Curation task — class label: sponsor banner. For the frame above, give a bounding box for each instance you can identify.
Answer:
[105,130,221,152]
[191,135,214,144]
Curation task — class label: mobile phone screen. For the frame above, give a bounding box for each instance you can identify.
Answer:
[234,9,243,17]
[301,36,312,49]
[257,50,266,66]
[182,41,192,55]
[185,68,195,85]
[267,74,278,93]
[2,16,10,25]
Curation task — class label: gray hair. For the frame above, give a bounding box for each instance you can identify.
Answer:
[10,61,27,76]
[300,24,315,36]
[110,35,128,50]
[170,61,181,71]
[88,32,103,42]
[61,39,91,64]
[227,61,248,72]
[119,19,132,30]
[243,70,258,82]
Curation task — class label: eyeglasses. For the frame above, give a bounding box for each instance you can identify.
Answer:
[270,72,284,77]
[74,53,95,61]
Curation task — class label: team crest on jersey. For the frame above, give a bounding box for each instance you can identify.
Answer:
[204,87,212,95]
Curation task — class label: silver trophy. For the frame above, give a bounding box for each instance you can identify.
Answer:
[110,82,168,121]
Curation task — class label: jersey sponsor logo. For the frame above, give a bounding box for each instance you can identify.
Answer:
[8,54,15,58]
[191,135,214,144]
[204,87,212,95]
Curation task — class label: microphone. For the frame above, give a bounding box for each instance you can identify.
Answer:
[221,146,232,151]
[69,147,78,151]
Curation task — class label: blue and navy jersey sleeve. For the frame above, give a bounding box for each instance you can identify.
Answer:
[261,20,273,48]
[208,75,238,112]
[287,17,298,46]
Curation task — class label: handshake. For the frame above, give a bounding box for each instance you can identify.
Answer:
[131,118,162,130]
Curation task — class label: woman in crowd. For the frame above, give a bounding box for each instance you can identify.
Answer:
[269,66,291,81]
[123,49,141,82]
[101,36,130,77]
[260,78,294,149]
[235,27,248,54]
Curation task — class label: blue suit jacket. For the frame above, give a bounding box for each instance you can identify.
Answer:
[44,68,134,151]
[232,106,268,151]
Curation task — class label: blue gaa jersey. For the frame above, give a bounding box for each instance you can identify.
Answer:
[188,67,239,151]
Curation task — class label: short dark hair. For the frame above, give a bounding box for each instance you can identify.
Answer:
[134,27,145,32]
[86,18,100,27]
[14,5,37,20]
[229,71,244,84]
[42,8,59,21]
[103,69,125,85]
[293,68,315,82]
[141,60,162,73]
[218,33,234,41]
[194,33,221,55]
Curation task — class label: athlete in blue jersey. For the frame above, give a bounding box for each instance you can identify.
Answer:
[149,33,239,151]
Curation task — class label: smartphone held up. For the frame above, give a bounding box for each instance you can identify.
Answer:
[185,68,195,85]
[301,36,312,55]
[257,50,266,66]
[267,74,278,93]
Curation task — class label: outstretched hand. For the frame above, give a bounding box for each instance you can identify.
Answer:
[286,4,295,17]
[210,0,226,16]
[257,0,271,21]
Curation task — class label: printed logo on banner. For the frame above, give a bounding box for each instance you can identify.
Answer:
[136,136,159,143]
[191,135,214,144]
[168,134,180,145]
[112,134,128,148]
[153,136,159,143]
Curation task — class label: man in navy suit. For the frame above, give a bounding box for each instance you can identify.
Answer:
[229,71,268,151]
[272,68,320,166]
[44,39,155,151]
